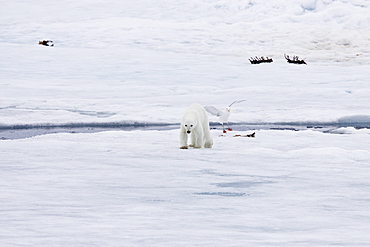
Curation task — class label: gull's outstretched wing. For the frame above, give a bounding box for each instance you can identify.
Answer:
[204,105,223,117]
[229,100,246,107]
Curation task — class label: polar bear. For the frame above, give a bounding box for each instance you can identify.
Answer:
[180,103,213,149]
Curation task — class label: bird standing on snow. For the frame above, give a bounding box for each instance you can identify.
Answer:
[204,100,246,133]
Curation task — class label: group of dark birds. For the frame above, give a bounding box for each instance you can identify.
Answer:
[39,40,306,65]
[249,54,307,65]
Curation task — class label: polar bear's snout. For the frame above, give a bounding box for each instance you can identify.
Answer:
[187,130,191,134]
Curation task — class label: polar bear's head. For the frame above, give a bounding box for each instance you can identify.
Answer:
[183,119,197,134]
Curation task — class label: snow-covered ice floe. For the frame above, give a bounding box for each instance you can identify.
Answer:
[1,129,370,246]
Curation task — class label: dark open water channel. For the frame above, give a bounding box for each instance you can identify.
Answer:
[1,121,369,140]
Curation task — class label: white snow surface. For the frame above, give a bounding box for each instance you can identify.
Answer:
[2,129,370,246]
[1,0,370,246]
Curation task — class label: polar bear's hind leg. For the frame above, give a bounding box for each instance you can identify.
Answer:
[204,140,213,148]
[203,128,213,148]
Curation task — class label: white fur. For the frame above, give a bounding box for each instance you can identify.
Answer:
[180,103,213,149]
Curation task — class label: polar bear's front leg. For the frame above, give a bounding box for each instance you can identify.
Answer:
[189,131,196,147]
[180,129,188,149]
[193,127,203,148]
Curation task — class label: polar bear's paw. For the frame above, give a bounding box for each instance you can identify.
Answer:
[180,146,188,149]
[189,144,201,148]
[204,142,213,148]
